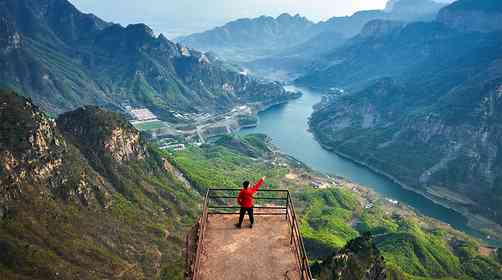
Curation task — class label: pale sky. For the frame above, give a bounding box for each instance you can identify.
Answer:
[69,0,390,37]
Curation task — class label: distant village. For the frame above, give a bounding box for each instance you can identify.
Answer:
[125,104,257,152]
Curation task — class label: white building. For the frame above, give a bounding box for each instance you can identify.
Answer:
[129,108,157,121]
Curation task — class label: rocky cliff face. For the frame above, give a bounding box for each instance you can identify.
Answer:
[358,20,405,39]
[306,0,502,226]
[0,91,63,188]
[57,106,147,163]
[0,90,110,206]
[310,42,502,225]
[315,234,391,280]
[437,0,502,32]
[0,90,200,279]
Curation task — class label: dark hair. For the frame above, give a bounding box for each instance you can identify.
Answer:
[243,181,250,188]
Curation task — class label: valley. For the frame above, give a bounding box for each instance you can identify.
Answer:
[2,0,502,279]
[130,92,300,146]
[170,133,502,280]
[240,86,502,245]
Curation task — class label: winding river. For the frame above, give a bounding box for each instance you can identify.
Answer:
[240,85,493,243]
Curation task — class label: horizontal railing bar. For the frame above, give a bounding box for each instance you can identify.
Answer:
[208,212,287,215]
[209,196,288,200]
[209,188,289,192]
[208,206,287,209]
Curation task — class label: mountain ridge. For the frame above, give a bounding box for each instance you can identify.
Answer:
[178,0,448,80]
[305,0,502,229]
[0,0,295,120]
[0,89,200,279]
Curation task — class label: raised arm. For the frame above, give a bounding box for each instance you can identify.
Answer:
[251,176,266,192]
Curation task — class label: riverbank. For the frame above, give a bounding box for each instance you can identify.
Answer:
[230,90,303,132]
[239,85,502,246]
[312,132,502,245]
[172,133,502,279]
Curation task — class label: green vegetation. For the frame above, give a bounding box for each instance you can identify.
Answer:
[170,134,287,192]
[300,187,502,279]
[1,0,295,120]
[132,120,168,131]
[295,189,360,249]
[168,133,502,280]
[305,2,502,229]
[2,91,500,280]
[0,94,200,279]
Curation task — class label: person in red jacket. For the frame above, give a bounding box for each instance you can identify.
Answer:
[235,176,266,229]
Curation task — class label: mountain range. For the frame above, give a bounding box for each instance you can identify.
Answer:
[178,0,448,79]
[0,0,295,120]
[305,0,502,226]
[3,0,502,279]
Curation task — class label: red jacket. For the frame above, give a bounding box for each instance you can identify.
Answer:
[237,178,264,208]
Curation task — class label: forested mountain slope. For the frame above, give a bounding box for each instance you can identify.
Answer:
[0,90,199,279]
[172,134,502,280]
[0,0,294,119]
[306,0,502,227]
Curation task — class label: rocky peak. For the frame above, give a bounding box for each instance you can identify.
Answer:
[94,22,171,56]
[125,23,155,39]
[437,0,502,32]
[359,19,405,39]
[276,13,312,25]
[2,0,109,45]
[0,90,66,188]
[276,13,294,21]
[0,90,115,208]
[56,106,146,163]
[0,90,115,207]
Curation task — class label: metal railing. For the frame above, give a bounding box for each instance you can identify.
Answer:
[185,188,312,280]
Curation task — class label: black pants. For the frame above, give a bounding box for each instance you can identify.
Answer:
[238,207,254,225]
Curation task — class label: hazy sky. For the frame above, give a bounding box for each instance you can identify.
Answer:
[69,0,390,37]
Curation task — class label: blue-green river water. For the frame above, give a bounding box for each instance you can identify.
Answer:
[241,85,496,244]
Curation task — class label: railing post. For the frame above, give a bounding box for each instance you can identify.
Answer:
[285,191,290,221]
[290,197,294,245]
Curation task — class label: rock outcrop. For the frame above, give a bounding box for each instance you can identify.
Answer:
[316,234,390,280]
[57,106,147,163]
[0,90,109,206]
[358,20,405,39]
[0,90,200,279]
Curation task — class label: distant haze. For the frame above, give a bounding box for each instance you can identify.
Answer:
[68,0,452,38]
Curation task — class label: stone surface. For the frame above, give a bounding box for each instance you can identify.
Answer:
[199,214,301,280]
